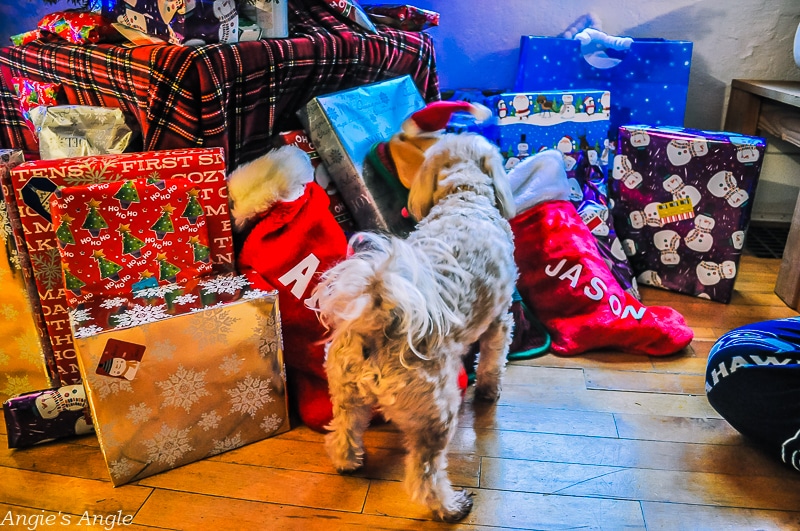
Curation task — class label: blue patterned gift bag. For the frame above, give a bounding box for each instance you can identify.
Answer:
[514,36,692,131]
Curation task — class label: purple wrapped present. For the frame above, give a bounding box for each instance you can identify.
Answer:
[610,125,766,303]
[3,385,94,448]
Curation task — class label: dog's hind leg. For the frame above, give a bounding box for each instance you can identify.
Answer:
[474,310,513,402]
[397,382,473,521]
[323,338,373,473]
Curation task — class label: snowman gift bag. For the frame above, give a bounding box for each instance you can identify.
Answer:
[610,125,766,303]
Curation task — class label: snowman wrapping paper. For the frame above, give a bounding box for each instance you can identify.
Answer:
[611,125,766,303]
[482,89,612,172]
[3,384,94,448]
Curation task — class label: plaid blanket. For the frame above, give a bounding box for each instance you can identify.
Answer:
[0,0,440,169]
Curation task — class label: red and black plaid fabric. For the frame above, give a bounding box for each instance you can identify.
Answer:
[0,0,440,169]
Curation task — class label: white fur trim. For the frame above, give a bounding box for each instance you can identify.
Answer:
[507,149,571,214]
[227,145,314,230]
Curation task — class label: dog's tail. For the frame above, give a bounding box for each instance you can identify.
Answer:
[311,232,470,365]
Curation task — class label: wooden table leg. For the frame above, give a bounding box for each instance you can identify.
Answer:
[775,197,800,310]
[724,85,800,309]
[723,86,761,134]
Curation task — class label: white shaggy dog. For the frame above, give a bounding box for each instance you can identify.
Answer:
[310,133,518,521]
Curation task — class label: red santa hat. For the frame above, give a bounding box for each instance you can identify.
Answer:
[401,100,492,136]
[368,100,493,190]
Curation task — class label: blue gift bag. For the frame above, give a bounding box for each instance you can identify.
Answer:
[514,36,692,131]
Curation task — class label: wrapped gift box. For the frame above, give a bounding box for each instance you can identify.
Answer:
[482,89,612,172]
[50,177,214,306]
[71,273,289,486]
[274,130,357,233]
[0,148,58,388]
[3,384,94,448]
[298,75,425,235]
[610,125,767,303]
[102,0,239,45]
[6,148,233,385]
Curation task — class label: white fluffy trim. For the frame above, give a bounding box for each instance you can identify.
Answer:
[507,149,570,214]
[227,145,314,230]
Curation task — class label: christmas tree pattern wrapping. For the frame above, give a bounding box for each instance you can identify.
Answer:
[610,125,767,303]
[0,149,56,395]
[70,274,289,486]
[7,147,233,386]
[50,177,214,306]
[3,384,94,448]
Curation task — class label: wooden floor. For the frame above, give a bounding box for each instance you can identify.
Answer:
[3,253,800,530]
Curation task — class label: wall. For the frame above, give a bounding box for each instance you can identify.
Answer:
[3,1,800,221]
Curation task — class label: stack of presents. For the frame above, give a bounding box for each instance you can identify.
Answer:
[0,4,768,487]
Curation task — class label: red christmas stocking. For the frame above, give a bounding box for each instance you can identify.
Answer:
[229,147,351,432]
[510,199,693,356]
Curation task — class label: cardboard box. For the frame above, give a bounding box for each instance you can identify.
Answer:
[72,274,289,486]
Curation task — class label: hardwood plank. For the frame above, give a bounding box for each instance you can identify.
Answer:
[481,456,800,510]
[134,489,487,531]
[450,428,798,479]
[613,413,743,445]
[459,403,619,438]
[556,466,800,511]
[682,305,797,329]
[515,352,658,372]
[137,458,370,513]
[642,500,800,531]
[584,368,706,395]
[210,436,481,487]
[501,364,586,387]
[499,383,719,418]
[363,479,646,530]
[479,456,625,493]
[0,437,110,481]
[0,503,159,531]
[0,467,151,516]
[642,289,789,308]
[648,355,709,376]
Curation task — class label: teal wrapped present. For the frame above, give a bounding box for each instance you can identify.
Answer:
[298,75,426,235]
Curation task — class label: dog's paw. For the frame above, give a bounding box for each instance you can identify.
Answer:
[474,383,501,402]
[334,453,365,474]
[435,489,474,522]
[325,438,365,474]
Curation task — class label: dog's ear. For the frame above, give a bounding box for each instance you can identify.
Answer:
[482,151,516,220]
[407,155,438,221]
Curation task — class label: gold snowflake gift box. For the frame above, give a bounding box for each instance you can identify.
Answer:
[70,273,289,486]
